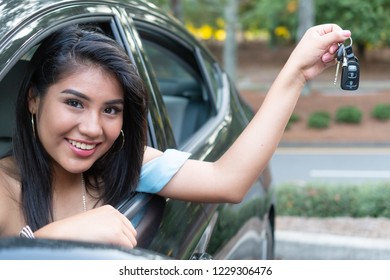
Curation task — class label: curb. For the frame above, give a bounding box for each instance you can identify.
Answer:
[238,80,390,93]
[278,141,390,148]
[276,230,390,250]
[275,230,390,260]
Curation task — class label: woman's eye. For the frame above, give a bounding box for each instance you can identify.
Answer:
[66,99,83,109]
[104,107,122,115]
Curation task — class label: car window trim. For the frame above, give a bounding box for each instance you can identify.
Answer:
[194,47,219,113]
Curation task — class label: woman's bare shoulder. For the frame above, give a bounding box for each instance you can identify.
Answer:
[0,157,18,183]
[0,157,21,236]
[142,146,163,164]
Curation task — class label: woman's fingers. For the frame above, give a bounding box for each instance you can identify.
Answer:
[35,204,138,249]
[101,205,138,248]
[119,212,138,248]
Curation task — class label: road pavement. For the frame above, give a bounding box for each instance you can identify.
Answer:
[270,146,390,186]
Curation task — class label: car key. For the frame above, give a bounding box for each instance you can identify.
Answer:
[333,44,344,85]
[340,44,360,90]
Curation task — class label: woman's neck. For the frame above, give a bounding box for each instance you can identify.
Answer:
[51,164,86,220]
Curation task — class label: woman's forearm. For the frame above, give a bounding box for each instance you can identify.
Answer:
[212,60,305,202]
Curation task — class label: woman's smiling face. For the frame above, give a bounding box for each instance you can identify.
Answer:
[29,66,124,174]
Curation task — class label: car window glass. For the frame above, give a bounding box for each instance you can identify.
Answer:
[142,40,213,146]
[143,41,195,82]
[142,40,202,96]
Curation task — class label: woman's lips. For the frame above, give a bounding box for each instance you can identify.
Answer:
[66,139,99,157]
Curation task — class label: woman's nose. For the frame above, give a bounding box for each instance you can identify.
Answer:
[78,111,103,138]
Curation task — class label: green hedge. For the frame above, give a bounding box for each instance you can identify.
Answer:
[276,182,390,218]
[371,103,390,121]
[307,111,331,129]
[335,106,362,124]
[286,112,300,130]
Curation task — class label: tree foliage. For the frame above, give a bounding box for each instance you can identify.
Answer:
[148,0,390,49]
[240,0,298,44]
[150,0,226,27]
[315,0,390,52]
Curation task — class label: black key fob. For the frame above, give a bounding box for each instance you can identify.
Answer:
[341,59,359,90]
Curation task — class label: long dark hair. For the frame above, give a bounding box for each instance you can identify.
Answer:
[13,25,148,231]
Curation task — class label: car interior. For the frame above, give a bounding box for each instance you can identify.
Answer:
[137,28,215,147]
[0,59,28,158]
[143,42,211,146]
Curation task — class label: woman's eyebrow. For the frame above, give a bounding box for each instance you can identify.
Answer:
[105,99,124,106]
[61,89,124,105]
[61,89,90,100]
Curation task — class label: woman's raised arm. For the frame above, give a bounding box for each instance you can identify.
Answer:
[158,24,351,203]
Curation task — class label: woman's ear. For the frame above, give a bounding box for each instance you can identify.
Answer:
[28,87,40,114]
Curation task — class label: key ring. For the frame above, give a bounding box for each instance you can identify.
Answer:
[344,37,353,47]
[336,37,352,58]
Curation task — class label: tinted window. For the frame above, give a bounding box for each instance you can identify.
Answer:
[141,38,213,146]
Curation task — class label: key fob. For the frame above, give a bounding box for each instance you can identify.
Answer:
[341,59,359,90]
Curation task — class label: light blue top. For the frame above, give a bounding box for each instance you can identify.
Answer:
[137,149,191,193]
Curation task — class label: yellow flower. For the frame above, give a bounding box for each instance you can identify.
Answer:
[214,29,226,41]
[199,25,213,40]
[274,26,291,39]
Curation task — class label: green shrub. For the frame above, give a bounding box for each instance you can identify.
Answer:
[371,103,390,121]
[335,106,362,124]
[276,182,390,218]
[307,111,331,129]
[286,112,300,129]
[290,112,300,123]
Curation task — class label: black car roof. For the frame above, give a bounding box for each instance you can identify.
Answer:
[0,0,163,40]
[0,0,197,77]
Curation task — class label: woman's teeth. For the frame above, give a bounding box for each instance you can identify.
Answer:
[69,140,96,150]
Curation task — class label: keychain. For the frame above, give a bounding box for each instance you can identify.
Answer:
[333,37,360,91]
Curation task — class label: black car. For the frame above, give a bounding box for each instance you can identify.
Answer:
[0,0,275,260]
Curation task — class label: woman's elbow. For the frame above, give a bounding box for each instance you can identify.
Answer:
[227,196,244,204]
[218,179,257,204]
[221,189,246,204]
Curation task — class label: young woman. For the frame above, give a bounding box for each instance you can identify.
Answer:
[0,23,351,248]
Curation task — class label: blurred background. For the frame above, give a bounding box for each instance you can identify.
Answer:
[149,0,390,144]
[149,0,390,80]
[150,0,390,259]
